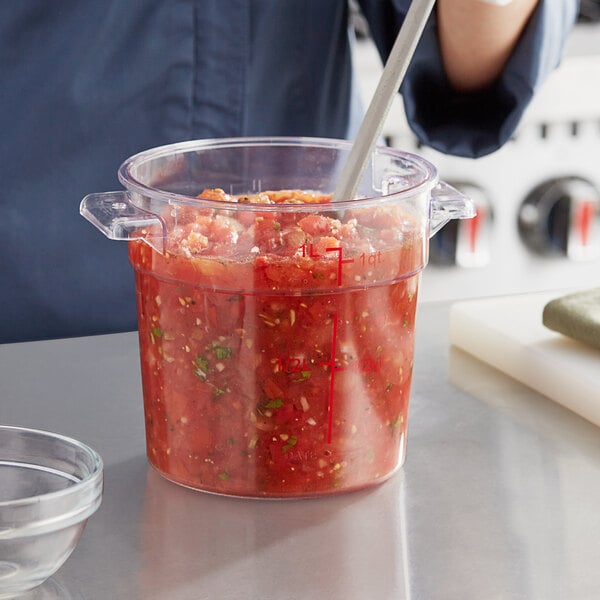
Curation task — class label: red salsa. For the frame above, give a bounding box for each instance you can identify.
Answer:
[129,188,424,497]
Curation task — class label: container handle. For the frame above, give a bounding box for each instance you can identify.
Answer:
[429,181,476,237]
[80,191,164,241]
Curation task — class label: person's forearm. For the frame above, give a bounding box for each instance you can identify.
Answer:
[436,0,540,92]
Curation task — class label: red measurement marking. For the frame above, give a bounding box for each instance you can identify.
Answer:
[325,247,355,286]
[299,243,356,286]
[276,356,310,374]
[300,243,321,258]
[359,251,383,267]
[319,311,344,443]
[466,208,482,253]
[349,356,382,372]
[574,201,596,247]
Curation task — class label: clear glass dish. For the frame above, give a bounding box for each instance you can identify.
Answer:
[0,425,103,598]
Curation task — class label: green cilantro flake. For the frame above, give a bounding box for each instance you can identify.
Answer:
[265,398,284,409]
[294,370,312,382]
[193,355,209,381]
[227,294,243,302]
[218,471,231,480]
[282,435,298,453]
[149,326,163,344]
[214,346,233,360]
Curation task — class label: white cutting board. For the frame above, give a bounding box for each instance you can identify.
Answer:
[449,290,600,427]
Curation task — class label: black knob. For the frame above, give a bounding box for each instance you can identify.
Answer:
[518,177,600,260]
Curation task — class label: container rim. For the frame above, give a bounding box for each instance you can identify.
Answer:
[0,425,104,512]
[117,136,438,212]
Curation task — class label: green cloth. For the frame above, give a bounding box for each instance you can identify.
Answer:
[543,288,600,351]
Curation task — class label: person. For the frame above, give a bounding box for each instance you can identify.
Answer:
[0,0,578,344]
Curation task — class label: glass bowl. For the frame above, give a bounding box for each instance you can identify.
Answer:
[0,426,103,598]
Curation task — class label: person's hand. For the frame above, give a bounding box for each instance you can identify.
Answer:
[436,0,540,91]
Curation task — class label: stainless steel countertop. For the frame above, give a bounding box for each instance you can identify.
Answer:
[2,301,600,600]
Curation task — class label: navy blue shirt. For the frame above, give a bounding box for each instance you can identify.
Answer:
[0,0,577,343]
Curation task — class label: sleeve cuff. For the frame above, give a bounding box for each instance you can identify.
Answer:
[400,0,578,158]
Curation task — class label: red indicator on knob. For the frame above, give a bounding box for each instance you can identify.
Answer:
[465,207,483,254]
[574,200,596,247]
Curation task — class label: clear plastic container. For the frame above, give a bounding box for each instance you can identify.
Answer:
[81,137,473,498]
[0,426,103,597]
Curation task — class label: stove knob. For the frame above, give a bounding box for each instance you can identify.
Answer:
[518,177,600,260]
[429,183,492,267]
